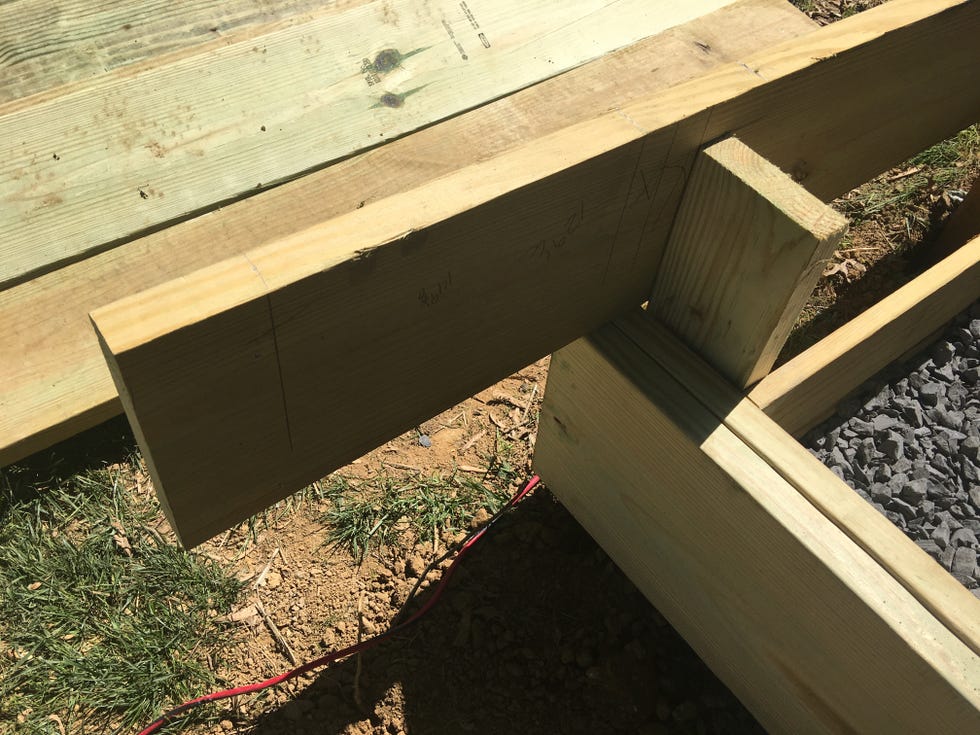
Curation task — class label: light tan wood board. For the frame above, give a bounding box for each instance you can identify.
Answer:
[648,136,847,388]
[750,234,980,437]
[614,309,980,656]
[0,0,334,105]
[534,314,980,734]
[0,0,738,288]
[0,0,817,466]
[92,0,980,545]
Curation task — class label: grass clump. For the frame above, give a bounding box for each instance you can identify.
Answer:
[0,464,241,733]
[323,472,505,559]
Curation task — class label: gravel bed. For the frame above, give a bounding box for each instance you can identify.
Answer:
[803,301,980,595]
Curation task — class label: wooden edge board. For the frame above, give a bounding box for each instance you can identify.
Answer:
[92,0,980,545]
[614,309,980,656]
[534,316,980,733]
[648,136,847,387]
[750,234,980,436]
[0,0,737,289]
[0,0,817,467]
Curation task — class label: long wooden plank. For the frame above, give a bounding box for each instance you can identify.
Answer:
[615,309,980,656]
[0,0,330,105]
[534,317,980,734]
[0,0,735,288]
[92,0,980,545]
[0,0,816,466]
[750,234,980,436]
[648,136,847,387]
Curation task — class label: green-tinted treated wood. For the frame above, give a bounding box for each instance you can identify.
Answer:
[0,0,736,288]
[0,0,330,104]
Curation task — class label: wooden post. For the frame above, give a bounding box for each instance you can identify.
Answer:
[648,137,847,388]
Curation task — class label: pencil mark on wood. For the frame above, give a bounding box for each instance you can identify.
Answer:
[527,200,585,261]
[418,271,453,307]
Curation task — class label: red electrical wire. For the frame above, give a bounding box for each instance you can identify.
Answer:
[135,474,540,735]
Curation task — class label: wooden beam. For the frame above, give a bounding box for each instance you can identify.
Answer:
[0,0,735,289]
[92,0,980,545]
[648,136,847,387]
[0,0,816,466]
[0,0,332,105]
[534,314,980,733]
[613,309,980,656]
[750,234,980,436]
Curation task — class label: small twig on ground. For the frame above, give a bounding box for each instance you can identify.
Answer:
[354,592,367,713]
[254,598,297,665]
[520,384,538,425]
[253,547,281,589]
[458,430,486,456]
[384,461,421,473]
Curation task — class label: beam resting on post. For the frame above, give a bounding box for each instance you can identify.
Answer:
[648,136,847,388]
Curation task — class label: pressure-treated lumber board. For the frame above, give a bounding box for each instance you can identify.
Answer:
[648,136,847,387]
[612,309,980,656]
[534,315,980,733]
[93,0,980,545]
[0,0,817,466]
[750,234,980,436]
[0,0,330,105]
[0,0,737,288]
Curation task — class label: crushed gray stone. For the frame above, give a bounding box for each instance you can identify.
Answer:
[804,301,980,590]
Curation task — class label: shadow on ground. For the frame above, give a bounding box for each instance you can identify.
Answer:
[243,491,763,735]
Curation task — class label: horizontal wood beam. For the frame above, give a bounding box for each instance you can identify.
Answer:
[533,312,980,733]
[93,0,980,545]
[0,0,816,467]
[648,136,847,387]
[0,0,734,289]
[750,234,980,436]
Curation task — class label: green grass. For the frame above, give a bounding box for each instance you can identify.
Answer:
[0,464,242,733]
[837,124,980,224]
[322,471,506,560]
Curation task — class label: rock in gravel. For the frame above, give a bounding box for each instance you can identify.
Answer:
[931,524,952,550]
[872,415,898,434]
[886,498,918,523]
[951,548,978,583]
[962,436,980,462]
[933,341,955,366]
[919,382,944,407]
[879,431,905,461]
[951,528,978,548]
[899,479,928,505]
